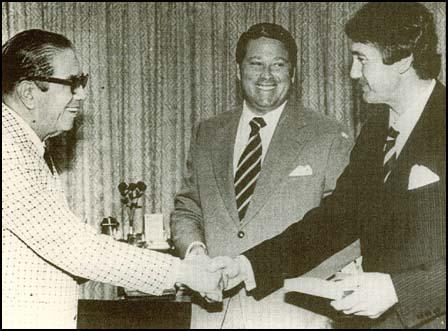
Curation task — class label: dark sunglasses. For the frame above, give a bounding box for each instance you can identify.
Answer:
[24,73,89,94]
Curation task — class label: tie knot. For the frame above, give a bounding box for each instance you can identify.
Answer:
[387,126,399,140]
[249,117,266,133]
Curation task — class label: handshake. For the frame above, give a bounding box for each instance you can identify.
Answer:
[176,247,246,302]
[175,248,400,319]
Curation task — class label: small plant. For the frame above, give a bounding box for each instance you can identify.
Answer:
[118,181,147,234]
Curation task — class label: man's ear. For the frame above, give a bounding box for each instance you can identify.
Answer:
[397,54,414,75]
[236,63,241,81]
[16,80,37,109]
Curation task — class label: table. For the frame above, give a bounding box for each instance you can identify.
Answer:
[77,293,191,329]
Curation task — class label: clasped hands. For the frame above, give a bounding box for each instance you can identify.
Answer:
[177,249,244,302]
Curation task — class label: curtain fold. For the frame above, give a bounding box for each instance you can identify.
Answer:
[2,2,445,300]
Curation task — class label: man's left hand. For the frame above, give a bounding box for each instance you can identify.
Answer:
[330,272,398,319]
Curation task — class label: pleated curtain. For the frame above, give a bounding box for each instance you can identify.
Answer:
[2,2,445,299]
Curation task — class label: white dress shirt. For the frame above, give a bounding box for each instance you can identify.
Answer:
[233,101,286,175]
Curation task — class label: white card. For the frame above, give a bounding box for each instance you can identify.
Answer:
[284,277,348,300]
[144,213,165,241]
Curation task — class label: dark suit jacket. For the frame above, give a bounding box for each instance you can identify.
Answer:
[244,81,446,329]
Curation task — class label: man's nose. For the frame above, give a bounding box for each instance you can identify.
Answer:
[350,61,362,80]
[73,86,87,100]
[260,65,274,79]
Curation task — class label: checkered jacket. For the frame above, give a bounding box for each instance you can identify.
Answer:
[2,104,180,328]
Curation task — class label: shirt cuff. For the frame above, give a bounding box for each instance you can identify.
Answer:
[185,241,207,257]
[236,255,256,291]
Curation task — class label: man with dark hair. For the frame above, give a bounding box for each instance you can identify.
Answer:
[2,29,223,328]
[171,22,354,328]
[235,22,298,70]
[345,2,441,80]
[212,3,446,329]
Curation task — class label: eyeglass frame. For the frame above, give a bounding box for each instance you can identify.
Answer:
[23,73,89,94]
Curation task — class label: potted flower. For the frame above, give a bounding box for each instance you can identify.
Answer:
[118,181,147,243]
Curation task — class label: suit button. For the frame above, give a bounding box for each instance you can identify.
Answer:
[237,231,245,238]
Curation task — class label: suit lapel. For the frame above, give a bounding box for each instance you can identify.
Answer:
[385,81,445,192]
[241,101,311,226]
[211,108,242,226]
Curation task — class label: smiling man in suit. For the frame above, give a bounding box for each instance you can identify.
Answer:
[171,23,355,328]
[212,3,446,329]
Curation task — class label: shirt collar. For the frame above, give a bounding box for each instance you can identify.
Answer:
[241,100,287,128]
[2,102,46,157]
[389,79,436,134]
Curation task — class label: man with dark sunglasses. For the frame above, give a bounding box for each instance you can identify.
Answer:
[24,73,89,94]
[2,29,223,328]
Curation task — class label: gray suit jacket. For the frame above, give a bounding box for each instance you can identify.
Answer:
[171,101,357,278]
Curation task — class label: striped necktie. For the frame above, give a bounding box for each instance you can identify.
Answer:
[234,117,266,221]
[383,126,399,182]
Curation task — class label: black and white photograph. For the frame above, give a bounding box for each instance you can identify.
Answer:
[2,2,446,329]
